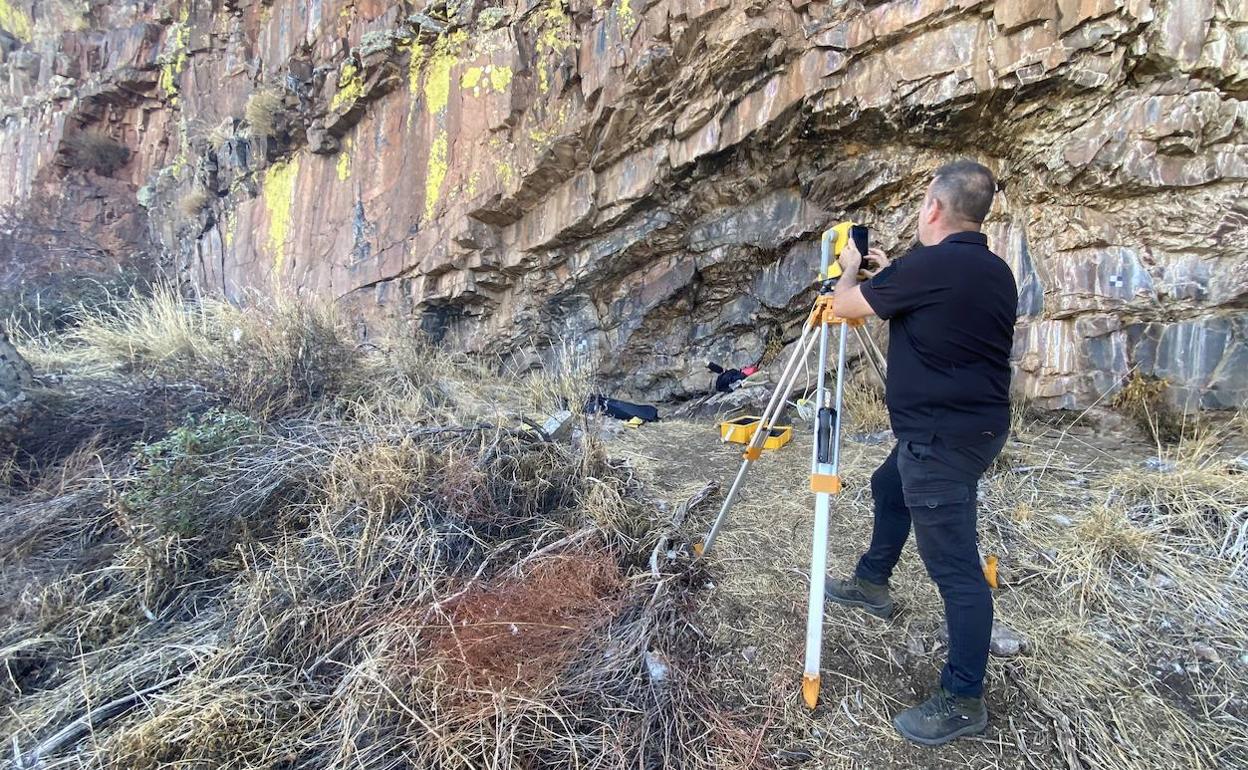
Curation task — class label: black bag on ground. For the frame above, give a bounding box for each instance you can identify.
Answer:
[585,394,659,422]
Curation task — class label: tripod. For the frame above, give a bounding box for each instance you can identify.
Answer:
[696,224,888,710]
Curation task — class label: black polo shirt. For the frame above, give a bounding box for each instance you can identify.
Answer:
[859,231,1018,447]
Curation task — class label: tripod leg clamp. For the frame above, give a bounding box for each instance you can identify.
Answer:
[816,407,836,463]
[743,446,763,461]
[810,474,842,494]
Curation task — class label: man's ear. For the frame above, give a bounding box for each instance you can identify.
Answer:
[924,194,942,224]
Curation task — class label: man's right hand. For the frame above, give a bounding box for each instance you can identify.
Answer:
[838,238,864,278]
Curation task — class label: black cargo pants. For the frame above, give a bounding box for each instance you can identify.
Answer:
[854,434,1007,698]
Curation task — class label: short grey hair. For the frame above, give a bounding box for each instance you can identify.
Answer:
[931,160,996,224]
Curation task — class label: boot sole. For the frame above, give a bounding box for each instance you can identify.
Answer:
[892,713,988,747]
[824,592,893,619]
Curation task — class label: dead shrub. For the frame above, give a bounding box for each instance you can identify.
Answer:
[424,549,625,695]
[1113,372,1193,444]
[62,131,130,175]
[244,89,285,138]
[178,187,210,217]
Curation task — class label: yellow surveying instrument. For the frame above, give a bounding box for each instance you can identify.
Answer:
[695,221,887,710]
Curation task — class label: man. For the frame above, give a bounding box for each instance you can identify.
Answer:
[822,160,1018,746]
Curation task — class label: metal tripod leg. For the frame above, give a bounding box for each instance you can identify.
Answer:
[801,318,848,709]
[698,318,821,556]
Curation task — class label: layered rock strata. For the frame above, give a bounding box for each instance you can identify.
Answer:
[1,0,1245,408]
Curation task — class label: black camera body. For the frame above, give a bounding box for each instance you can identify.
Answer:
[851,225,880,274]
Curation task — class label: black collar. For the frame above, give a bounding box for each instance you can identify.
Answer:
[941,231,988,246]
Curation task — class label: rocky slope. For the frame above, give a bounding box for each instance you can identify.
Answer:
[1,0,1245,408]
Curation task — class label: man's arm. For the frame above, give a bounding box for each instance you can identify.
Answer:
[833,279,876,319]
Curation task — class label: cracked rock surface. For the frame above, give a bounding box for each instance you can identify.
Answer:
[1,0,1244,407]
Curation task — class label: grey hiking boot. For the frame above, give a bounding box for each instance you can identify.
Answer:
[893,688,988,746]
[824,575,893,618]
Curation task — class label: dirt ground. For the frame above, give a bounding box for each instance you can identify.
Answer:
[605,412,1246,769]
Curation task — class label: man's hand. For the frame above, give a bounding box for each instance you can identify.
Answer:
[832,242,884,320]
[863,248,890,278]
[838,238,864,277]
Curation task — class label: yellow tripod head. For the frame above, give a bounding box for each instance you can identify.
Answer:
[820,222,870,281]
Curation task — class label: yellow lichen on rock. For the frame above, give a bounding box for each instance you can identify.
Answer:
[461,64,514,96]
[490,65,514,91]
[263,157,300,277]
[331,61,364,112]
[424,131,449,221]
[531,0,574,95]
[406,41,427,96]
[158,20,191,101]
[425,30,467,114]
[615,0,636,31]
[0,0,33,43]
[336,137,353,182]
[527,101,569,148]
[495,159,514,187]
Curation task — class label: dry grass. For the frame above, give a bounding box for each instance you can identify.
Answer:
[840,370,889,432]
[1112,371,1200,445]
[980,414,1248,769]
[4,292,1244,770]
[178,186,210,217]
[13,286,372,420]
[62,130,130,176]
[207,118,236,151]
[515,338,598,418]
[0,291,736,770]
[610,408,1247,769]
[244,89,285,139]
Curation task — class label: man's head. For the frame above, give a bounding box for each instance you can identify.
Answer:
[917,160,996,246]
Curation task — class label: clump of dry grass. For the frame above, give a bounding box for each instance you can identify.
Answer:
[841,369,888,432]
[207,118,236,151]
[18,287,368,419]
[62,130,130,175]
[1112,371,1200,445]
[178,186,210,217]
[244,89,285,139]
[517,338,599,418]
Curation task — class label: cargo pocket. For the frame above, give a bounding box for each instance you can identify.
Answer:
[897,439,976,509]
[901,439,931,463]
[902,481,971,510]
[903,479,968,511]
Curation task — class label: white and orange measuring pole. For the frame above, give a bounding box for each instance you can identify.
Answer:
[697,222,881,709]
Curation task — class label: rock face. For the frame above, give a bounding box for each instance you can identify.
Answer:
[1,0,1245,409]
